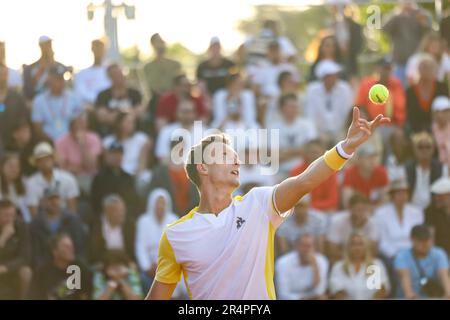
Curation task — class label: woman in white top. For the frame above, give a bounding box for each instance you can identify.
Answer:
[406,32,450,85]
[135,189,179,293]
[0,153,31,223]
[329,233,390,300]
[103,111,151,176]
[210,73,258,130]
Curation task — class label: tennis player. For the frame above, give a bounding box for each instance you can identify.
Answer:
[146,107,390,300]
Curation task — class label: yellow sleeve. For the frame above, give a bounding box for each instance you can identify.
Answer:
[155,231,182,284]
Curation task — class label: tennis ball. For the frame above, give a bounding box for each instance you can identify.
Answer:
[369,84,389,105]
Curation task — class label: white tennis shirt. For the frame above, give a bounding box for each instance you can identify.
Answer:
[155,186,293,300]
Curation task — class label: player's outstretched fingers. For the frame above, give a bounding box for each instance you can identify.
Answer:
[352,107,360,123]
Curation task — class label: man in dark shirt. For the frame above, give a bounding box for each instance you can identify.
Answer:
[30,233,91,300]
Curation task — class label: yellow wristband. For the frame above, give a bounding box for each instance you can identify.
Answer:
[323,146,348,171]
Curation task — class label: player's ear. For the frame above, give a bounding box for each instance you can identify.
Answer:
[196,163,208,176]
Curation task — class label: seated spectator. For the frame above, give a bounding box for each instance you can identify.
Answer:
[290,140,339,212]
[155,74,207,132]
[405,131,443,210]
[30,187,86,268]
[276,234,328,300]
[308,35,345,83]
[103,112,150,176]
[90,142,140,219]
[406,55,448,134]
[30,233,91,300]
[196,37,236,97]
[406,32,450,85]
[73,39,111,109]
[88,195,135,265]
[329,233,390,300]
[252,41,299,99]
[55,111,103,193]
[22,36,67,100]
[268,93,317,175]
[385,127,413,181]
[0,153,32,223]
[0,64,28,147]
[26,142,79,217]
[327,193,378,262]
[394,224,450,299]
[32,64,82,142]
[136,189,178,292]
[155,99,207,164]
[431,96,450,171]
[425,177,450,256]
[146,140,199,215]
[374,179,424,262]
[92,250,143,300]
[0,200,31,299]
[355,56,406,128]
[276,195,326,255]
[342,143,389,207]
[94,64,144,137]
[304,60,352,144]
[210,73,257,130]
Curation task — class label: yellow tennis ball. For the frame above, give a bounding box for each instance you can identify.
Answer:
[369,84,389,105]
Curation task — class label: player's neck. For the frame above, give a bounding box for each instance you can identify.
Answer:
[197,186,233,216]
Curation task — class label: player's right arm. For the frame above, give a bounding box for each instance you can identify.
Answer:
[145,231,182,300]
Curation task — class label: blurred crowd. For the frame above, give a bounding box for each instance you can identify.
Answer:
[1,1,450,300]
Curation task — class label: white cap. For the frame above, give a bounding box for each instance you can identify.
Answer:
[315,59,342,79]
[431,96,450,112]
[39,35,52,44]
[30,142,54,166]
[210,36,220,46]
[430,177,450,195]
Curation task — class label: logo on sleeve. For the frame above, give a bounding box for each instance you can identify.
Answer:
[236,217,246,229]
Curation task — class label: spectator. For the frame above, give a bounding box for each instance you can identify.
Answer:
[30,187,86,268]
[276,234,328,300]
[0,41,22,89]
[23,35,67,100]
[425,177,450,256]
[103,112,151,176]
[431,96,450,171]
[90,142,140,219]
[92,250,143,300]
[252,41,299,99]
[197,37,236,97]
[143,33,182,98]
[342,143,389,207]
[32,64,82,141]
[0,64,28,146]
[329,233,389,300]
[327,193,378,263]
[26,142,79,217]
[55,111,103,193]
[394,224,450,299]
[308,35,344,83]
[268,93,317,174]
[88,195,135,265]
[210,73,257,130]
[374,179,424,262]
[74,39,111,109]
[135,189,178,292]
[30,233,91,300]
[0,153,32,223]
[406,32,450,85]
[355,56,406,128]
[0,199,31,299]
[406,55,448,134]
[385,128,413,181]
[405,131,443,210]
[383,1,431,86]
[155,74,208,132]
[290,140,339,212]
[276,195,326,255]
[94,64,144,137]
[304,60,352,143]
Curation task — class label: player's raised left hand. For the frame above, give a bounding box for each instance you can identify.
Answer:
[342,107,390,154]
